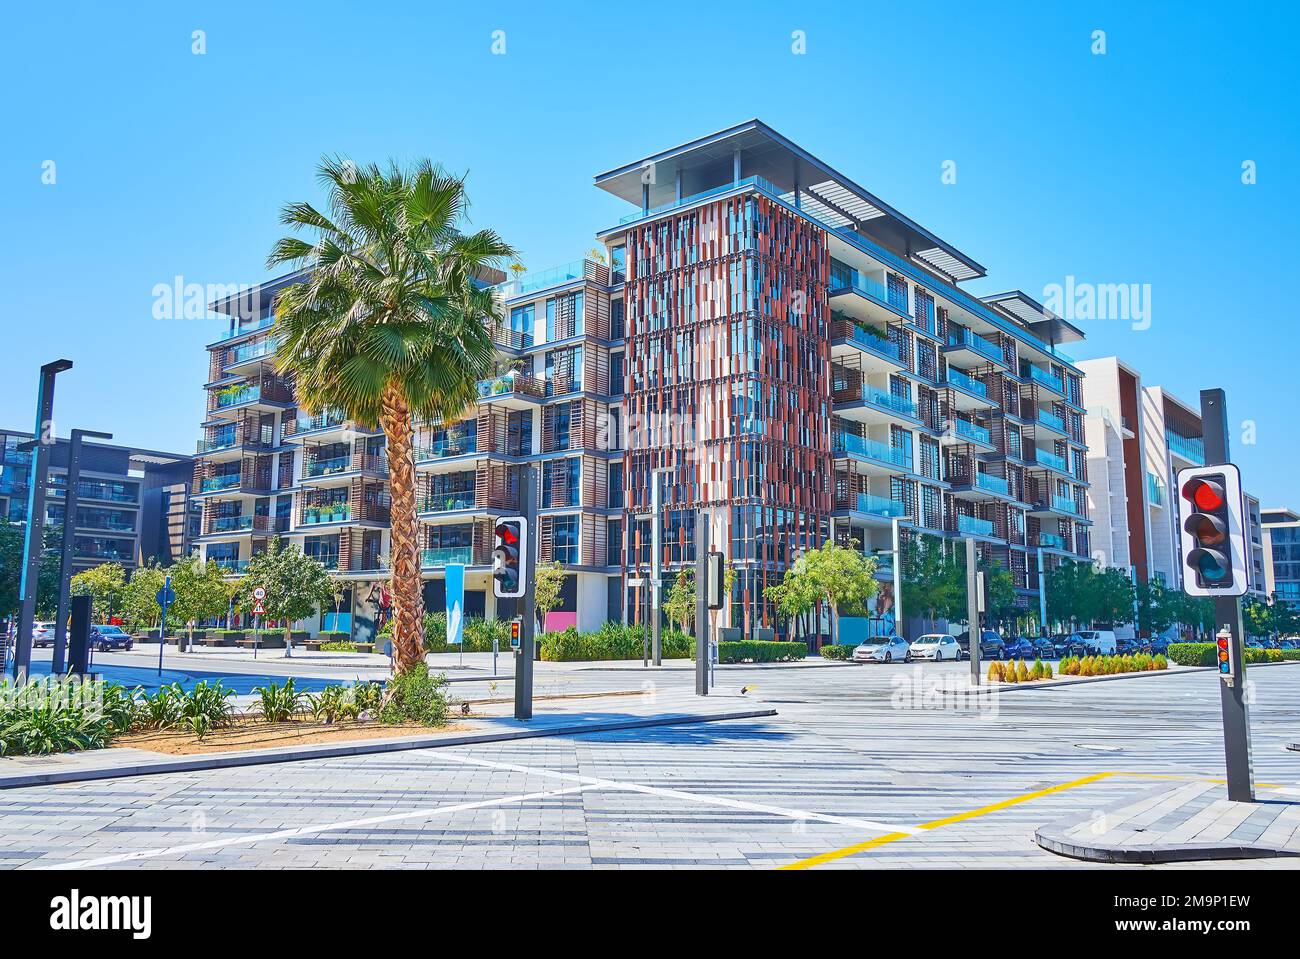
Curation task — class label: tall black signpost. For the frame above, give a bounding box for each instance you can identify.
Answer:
[694,516,709,696]
[1199,388,1253,802]
[12,359,73,683]
[514,465,538,721]
[52,428,113,674]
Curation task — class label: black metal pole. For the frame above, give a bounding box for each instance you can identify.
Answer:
[13,359,73,682]
[1200,388,1253,802]
[53,428,112,674]
[514,465,537,720]
[695,511,709,696]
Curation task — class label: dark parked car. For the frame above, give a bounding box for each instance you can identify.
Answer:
[955,630,1004,661]
[1141,636,1170,655]
[1115,637,1143,656]
[1048,633,1074,657]
[1031,636,1058,659]
[1002,636,1036,660]
[1280,639,1299,650]
[89,625,133,652]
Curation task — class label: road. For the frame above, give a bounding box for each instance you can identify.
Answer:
[2,658,1298,869]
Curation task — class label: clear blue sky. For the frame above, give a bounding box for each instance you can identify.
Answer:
[2,1,1296,503]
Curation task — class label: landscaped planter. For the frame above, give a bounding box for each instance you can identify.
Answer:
[204,632,243,647]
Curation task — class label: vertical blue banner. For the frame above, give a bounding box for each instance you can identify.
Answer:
[445,564,465,646]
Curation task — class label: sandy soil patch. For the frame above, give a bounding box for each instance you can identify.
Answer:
[112,717,473,755]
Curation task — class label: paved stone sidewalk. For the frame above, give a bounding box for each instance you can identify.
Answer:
[1036,780,1300,863]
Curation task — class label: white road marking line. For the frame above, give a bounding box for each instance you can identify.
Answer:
[37,783,597,870]
[424,749,920,835]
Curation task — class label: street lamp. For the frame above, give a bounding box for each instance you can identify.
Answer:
[52,428,113,674]
[12,359,73,683]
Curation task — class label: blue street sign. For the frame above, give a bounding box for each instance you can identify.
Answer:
[156,586,176,607]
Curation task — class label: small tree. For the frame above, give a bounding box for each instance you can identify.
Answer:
[238,538,333,652]
[120,563,167,632]
[533,560,565,633]
[70,562,127,623]
[767,542,877,647]
[168,555,234,649]
[326,576,351,635]
[663,569,695,634]
[905,535,963,631]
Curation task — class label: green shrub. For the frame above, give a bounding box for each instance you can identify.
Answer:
[820,644,852,660]
[320,641,358,652]
[177,681,235,735]
[378,665,449,726]
[0,679,129,756]
[252,678,304,723]
[1167,643,1216,667]
[707,641,808,664]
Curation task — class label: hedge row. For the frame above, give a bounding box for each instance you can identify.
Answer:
[1164,643,1300,667]
[540,623,692,662]
[1060,653,1166,676]
[819,645,852,661]
[701,641,808,664]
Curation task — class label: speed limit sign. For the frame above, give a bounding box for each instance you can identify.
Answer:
[253,586,267,601]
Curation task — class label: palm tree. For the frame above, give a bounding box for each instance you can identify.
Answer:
[268,158,515,673]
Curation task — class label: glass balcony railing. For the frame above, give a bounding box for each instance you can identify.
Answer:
[304,455,351,478]
[1038,533,1067,550]
[945,368,988,398]
[830,272,892,308]
[421,547,474,568]
[833,432,913,470]
[502,259,590,296]
[215,385,260,409]
[957,514,994,537]
[420,491,477,513]
[617,175,783,225]
[200,474,242,493]
[1037,409,1066,433]
[855,493,908,518]
[1165,430,1205,465]
[974,473,1010,496]
[300,503,352,525]
[1024,365,1064,393]
[1147,471,1166,507]
[835,321,901,361]
[857,384,916,417]
[227,337,278,365]
[1052,495,1078,515]
[947,327,1003,362]
[1035,449,1067,472]
[955,420,991,445]
[417,438,478,462]
[209,515,253,533]
[211,558,250,573]
[217,317,274,341]
[293,411,348,434]
[476,373,544,400]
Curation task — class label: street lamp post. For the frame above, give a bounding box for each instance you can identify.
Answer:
[12,359,73,683]
[52,428,113,674]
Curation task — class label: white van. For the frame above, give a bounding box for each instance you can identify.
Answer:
[1072,630,1117,655]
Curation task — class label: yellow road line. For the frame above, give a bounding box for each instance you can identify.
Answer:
[780,771,1287,870]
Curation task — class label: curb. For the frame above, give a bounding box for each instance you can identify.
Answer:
[0,708,779,791]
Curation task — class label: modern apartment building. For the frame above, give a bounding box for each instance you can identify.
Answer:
[1262,507,1300,604]
[594,120,1093,636]
[1080,359,1266,605]
[0,428,193,572]
[195,120,1098,640]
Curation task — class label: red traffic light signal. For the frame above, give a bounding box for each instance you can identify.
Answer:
[492,516,528,599]
[1216,629,1235,680]
[1176,465,1246,597]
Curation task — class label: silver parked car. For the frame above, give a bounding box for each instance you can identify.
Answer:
[908,633,960,661]
[852,634,911,663]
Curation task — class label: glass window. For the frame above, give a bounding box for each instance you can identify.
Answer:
[552,515,579,564]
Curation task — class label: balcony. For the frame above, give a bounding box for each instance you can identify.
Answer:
[848,492,908,519]
[300,503,352,526]
[199,474,242,493]
[828,272,909,325]
[1022,364,1065,395]
[225,337,278,369]
[1036,409,1067,436]
[829,318,904,372]
[488,324,533,351]
[496,258,603,297]
[287,411,347,436]
[416,437,479,463]
[476,373,545,409]
[211,557,250,574]
[943,368,994,411]
[951,471,1015,503]
[944,327,1003,367]
[1165,430,1205,465]
[954,420,991,446]
[833,432,913,472]
[616,175,782,226]
[1147,471,1166,507]
[955,514,994,537]
[1036,533,1068,550]
[215,317,274,343]
[419,490,478,514]
[833,381,918,425]
[1034,449,1068,473]
[421,546,476,568]
[1053,495,1078,515]
[215,385,261,409]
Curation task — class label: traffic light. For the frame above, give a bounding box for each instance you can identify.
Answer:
[1216,627,1236,683]
[510,619,522,649]
[492,516,527,599]
[1176,464,1247,597]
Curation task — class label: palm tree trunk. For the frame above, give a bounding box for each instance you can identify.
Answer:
[380,382,426,673]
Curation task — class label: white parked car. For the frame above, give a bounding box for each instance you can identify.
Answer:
[32,621,60,648]
[908,633,960,661]
[1071,630,1117,655]
[852,634,911,663]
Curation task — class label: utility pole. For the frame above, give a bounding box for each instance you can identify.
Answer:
[53,428,113,674]
[966,536,981,685]
[695,511,709,696]
[13,359,73,683]
[1200,388,1253,802]
[514,465,538,721]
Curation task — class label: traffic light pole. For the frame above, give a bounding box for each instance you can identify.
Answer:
[514,465,537,721]
[966,537,981,685]
[1200,388,1253,802]
[695,511,709,696]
